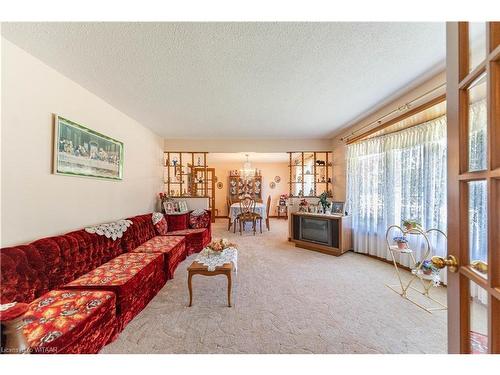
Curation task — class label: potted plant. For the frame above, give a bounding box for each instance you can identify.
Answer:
[318,192,331,213]
[402,219,421,231]
[419,260,437,275]
[413,260,441,286]
[393,236,408,250]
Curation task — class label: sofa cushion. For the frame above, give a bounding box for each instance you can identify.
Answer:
[130,236,186,279]
[152,214,169,236]
[166,228,211,255]
[29,230,124,292]
[0,245,49,304]
[62,252,165,331]
[121,214,156,252]
[20,289,116,354]
[166,212,189,231]
[189,210,210,229]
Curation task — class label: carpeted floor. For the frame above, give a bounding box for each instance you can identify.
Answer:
[102,219,447,354]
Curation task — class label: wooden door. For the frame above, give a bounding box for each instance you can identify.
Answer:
[445,22,500,354]
[193,167,216,222]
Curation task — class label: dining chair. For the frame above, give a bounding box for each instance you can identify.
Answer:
[227,196,232,231]
[235,196,257,235]
[254,195,270,233]
[265,195,271,230]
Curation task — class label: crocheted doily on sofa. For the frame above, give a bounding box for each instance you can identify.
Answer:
[85,219,133,240]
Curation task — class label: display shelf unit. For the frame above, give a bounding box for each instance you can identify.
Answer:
[164,152,208,198]
[288,151,332,198]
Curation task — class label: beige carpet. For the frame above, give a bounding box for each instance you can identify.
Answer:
[102,219,447,354]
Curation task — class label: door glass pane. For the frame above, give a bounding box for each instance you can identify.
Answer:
[469,280,488,354]
[468,22,487,73]
[468,180,488,277]
[468,73,487,171]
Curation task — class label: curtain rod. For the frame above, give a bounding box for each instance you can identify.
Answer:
[340,83,446,143]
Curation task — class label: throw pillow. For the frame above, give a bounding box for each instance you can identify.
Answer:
[152,212,168,235]
[189,210,210,229]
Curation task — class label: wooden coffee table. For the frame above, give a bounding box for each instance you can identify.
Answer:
[187,261,233,307]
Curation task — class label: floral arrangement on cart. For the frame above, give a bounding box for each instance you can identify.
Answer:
[413,259,442,287]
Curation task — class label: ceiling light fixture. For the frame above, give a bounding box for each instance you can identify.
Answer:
[240,154,255,180]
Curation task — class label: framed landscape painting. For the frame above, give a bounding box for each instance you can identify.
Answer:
[53,115,124,180]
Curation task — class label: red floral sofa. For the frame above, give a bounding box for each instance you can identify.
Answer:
[0,210,211,354]
[164,212,212,255]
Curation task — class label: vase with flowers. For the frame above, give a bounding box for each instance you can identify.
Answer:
[204,238,236,257]
[298,199,309,212]
[279,194,289,206]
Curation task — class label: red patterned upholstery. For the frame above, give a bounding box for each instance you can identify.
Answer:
[0,210,209,353]
[121,214,156,252]
[0,245,49,304]
[153,216,169,235]
[26,230,124,294]
[166,228,211,255]
[20,290,116,354]
[189,211,210,229]
[62,253,165,331]
[0,302,29,321]
[165,212,189,231]
[130,236,186,279]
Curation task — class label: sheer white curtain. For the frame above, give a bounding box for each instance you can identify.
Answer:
[346,116,448,273]
[347,102,488,301]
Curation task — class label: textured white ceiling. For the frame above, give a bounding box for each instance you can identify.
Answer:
[208,152,288,164]
[1,22,445,139]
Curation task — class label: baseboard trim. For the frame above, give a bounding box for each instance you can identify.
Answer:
[351,251,411,272]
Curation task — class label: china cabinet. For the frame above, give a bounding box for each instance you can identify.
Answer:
[228,173,263,203]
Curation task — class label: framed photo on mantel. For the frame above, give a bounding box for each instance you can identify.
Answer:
[53,115,124,180]
[330,201,345,215]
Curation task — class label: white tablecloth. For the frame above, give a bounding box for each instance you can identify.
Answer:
[229,202,266,221]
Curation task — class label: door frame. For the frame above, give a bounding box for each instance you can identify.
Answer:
[446,22,500,354]
[193,167,216,222]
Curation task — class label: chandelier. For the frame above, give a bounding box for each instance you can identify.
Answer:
[240,154,255,179]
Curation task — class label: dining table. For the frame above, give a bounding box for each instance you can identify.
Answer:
[229,202,267,227]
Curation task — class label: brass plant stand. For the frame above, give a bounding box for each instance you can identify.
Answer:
[385,225,448,314]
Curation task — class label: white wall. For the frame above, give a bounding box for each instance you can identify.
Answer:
[1,39,164,246]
